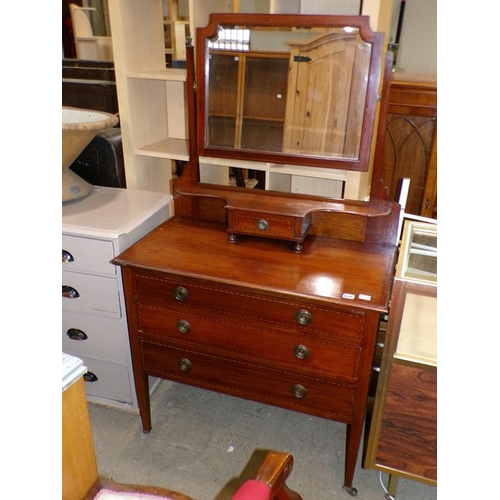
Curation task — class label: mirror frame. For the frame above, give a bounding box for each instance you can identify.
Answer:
[195,14,385,172]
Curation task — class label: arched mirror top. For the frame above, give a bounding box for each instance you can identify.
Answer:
[196,14,385,171]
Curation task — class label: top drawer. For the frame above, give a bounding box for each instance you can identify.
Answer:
[62,235,116,276]
[227,209,312,242]
[131,272,365,344]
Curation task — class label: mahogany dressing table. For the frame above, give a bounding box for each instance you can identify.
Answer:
[113,14,401,496]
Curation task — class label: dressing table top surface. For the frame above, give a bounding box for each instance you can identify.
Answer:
[114,217,397,313]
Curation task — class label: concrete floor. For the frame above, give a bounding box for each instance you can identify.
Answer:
[89,380,437,500]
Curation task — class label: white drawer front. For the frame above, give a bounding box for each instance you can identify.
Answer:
[66,352,134,405]
[62,271,121,318]
[62,235,116,276]
[62,311,128,362]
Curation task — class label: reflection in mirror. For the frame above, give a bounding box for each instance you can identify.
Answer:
[398,221,437,282]
[68,1,113,61]
[197,15,384,172]
[207,26,370,160]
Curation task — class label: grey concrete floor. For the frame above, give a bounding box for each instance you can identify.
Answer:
[89,380,437,500]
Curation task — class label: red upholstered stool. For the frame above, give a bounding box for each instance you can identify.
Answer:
[231,479,272,500]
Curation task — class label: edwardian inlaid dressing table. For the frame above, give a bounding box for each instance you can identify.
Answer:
[113,14,401,495]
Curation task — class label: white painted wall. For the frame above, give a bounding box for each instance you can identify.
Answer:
[390,0,437,74]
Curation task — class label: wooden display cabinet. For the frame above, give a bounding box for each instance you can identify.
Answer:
[363,219,437,497]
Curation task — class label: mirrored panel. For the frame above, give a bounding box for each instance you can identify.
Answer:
[197,15,384,171]
[397,220,437,284]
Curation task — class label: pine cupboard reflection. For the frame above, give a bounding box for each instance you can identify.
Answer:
[198,15,383,171]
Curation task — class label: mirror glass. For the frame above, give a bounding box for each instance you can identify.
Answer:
[398,220,437,283]
[197,15,384,172]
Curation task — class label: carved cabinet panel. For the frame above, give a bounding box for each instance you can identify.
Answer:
[381,75,437,217]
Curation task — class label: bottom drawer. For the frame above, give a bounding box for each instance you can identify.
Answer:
[68,353,134,406]
[140,341,355,422]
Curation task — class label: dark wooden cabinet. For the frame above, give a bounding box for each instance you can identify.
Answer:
[382,74,437,218]
[62,59,118,115]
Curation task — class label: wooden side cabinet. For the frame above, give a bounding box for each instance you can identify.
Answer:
[363,219,437,497]
[382,74,437,218]
[62,353,98,500]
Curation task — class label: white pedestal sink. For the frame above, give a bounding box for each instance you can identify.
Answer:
[62,107,119,202]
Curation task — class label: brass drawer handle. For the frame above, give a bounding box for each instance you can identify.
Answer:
[293,344,309,360]
[177,319,191,334]
[257,218,269,231]
[291,384,307,399]
[178,358,192,372]
[173,286,189,302]
[66,328,88,341]
[62,250,74,263]
[294,309,312,325]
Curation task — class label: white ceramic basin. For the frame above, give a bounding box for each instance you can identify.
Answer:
[62,107,119,202]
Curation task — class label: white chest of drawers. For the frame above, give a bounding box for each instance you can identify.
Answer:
[62,186,172,410]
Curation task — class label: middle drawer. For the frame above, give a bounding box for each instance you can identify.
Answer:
[136,303,360,380]
[62,311,128,362]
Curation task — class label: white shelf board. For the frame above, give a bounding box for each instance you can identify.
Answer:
[270,164,348,180]
[199,156,270,171]
[135,138,189,161]
[127,68,187,81]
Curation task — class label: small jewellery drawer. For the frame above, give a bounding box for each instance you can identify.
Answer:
[140,341,356,421]
[227,209,311,241]
[69,352,133,404]
[62,271,121,318]
[132,273,364,343]
[137,304,360,379]
[62,311,128,362]
[62,235,116,276]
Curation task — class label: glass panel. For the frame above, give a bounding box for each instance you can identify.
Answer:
[395,291,437,366]
[207,54,239,148]
[239,55,288,151]
[204,23,374,163]
[397,220,437,284]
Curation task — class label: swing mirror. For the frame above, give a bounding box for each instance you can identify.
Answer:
[196,14,384,172]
